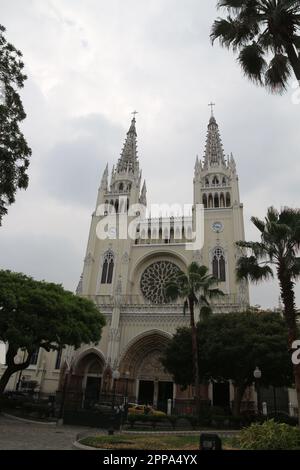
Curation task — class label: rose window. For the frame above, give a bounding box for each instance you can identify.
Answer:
[140,261,180,304]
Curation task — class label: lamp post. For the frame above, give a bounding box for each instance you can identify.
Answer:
[273,386,277,415]
[253,366,262,414]
[112,369,120,411]
[124,371,130,405]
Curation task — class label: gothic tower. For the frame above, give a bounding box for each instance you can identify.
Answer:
[78,116,147,368]
[193,111,249,305]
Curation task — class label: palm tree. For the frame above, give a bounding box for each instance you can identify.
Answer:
[165,262,224,412]
[236,206,300,424]
[211,1,300,93]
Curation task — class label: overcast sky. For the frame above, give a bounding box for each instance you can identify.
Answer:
[0,0,299,308]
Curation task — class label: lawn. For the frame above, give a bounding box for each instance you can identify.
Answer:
[80,434,237,450]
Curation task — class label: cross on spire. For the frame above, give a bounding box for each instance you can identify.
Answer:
[208,102,215,117]
[131,110,138,119]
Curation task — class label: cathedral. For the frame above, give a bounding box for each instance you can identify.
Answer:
[2,111,250,410]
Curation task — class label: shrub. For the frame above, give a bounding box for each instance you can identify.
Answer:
[174,415,192,428]
[126,414,165,429]
[22,402,51,418]
[238,419,300,450]
[267,412,298,427]
[167,415,177,429]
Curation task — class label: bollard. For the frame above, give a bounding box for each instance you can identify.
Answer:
[200,433,222,451]
[167,398,172,416]
[262,401,268,416]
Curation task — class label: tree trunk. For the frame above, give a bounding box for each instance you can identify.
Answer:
[277,265,300,426]
[0,366,16,394]
[189,297,201,416]
[0,346,32,396]
[285,42,300,82]
[232,384,246,417]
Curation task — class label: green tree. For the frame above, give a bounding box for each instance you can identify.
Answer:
[162,311,293,416]
[236,206,300,423]
[165,262,223,411]
[0,270,106,394]
[211,1,300,93]
[0,25,31,225]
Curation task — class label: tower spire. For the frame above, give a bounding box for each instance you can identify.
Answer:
[116,114,139,174]
[203,110,226,167]
[208,102,215,117]
[100,163,109,191]
[139,180,147,206]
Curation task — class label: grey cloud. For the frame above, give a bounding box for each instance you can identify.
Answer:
[40,114,123,207]
[0,232,81,291]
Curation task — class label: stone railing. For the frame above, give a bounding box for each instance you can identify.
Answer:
[88,293,245,310]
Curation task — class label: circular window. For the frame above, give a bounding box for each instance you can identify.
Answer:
[140,260,181,304]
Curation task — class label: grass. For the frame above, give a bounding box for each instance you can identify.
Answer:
[80,434,238,450]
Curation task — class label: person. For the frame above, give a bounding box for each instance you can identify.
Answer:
[144,404,151,415]
[47,396,55,417]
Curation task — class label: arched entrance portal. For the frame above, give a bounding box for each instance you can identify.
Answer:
[74,350,105,409]
[119,331,174,411]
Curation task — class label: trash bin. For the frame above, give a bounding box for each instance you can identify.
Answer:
[200,433,222,451]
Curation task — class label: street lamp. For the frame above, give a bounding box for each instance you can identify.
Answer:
[124,371,130,405]
[253,366,262,414]
[112,369,120,411]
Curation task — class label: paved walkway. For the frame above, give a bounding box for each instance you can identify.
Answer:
[0,414,99,450]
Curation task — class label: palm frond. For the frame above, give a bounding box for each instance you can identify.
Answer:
[165,283,180,301]
[217,0,250,10]
[236,240,269,258]
[200,295,210,306]
[266,206,279,223]
[238,42,267,84]
[250,216,266,233]
[236,256,274,282]
[265,53,292,93]
[188,262,207,276]
[207,288,225,299]
[279,207,300,227]
[211,17,254,49]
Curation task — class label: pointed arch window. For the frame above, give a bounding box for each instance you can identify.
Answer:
[101,250,114,284]
[212,247,226,282]
[226,192,231,207]
[212,176,219,186]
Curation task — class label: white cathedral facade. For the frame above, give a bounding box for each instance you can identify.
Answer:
[2,112,250,410]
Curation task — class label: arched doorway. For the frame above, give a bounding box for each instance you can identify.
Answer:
[74,350,105,409]
[119,331,174,411]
